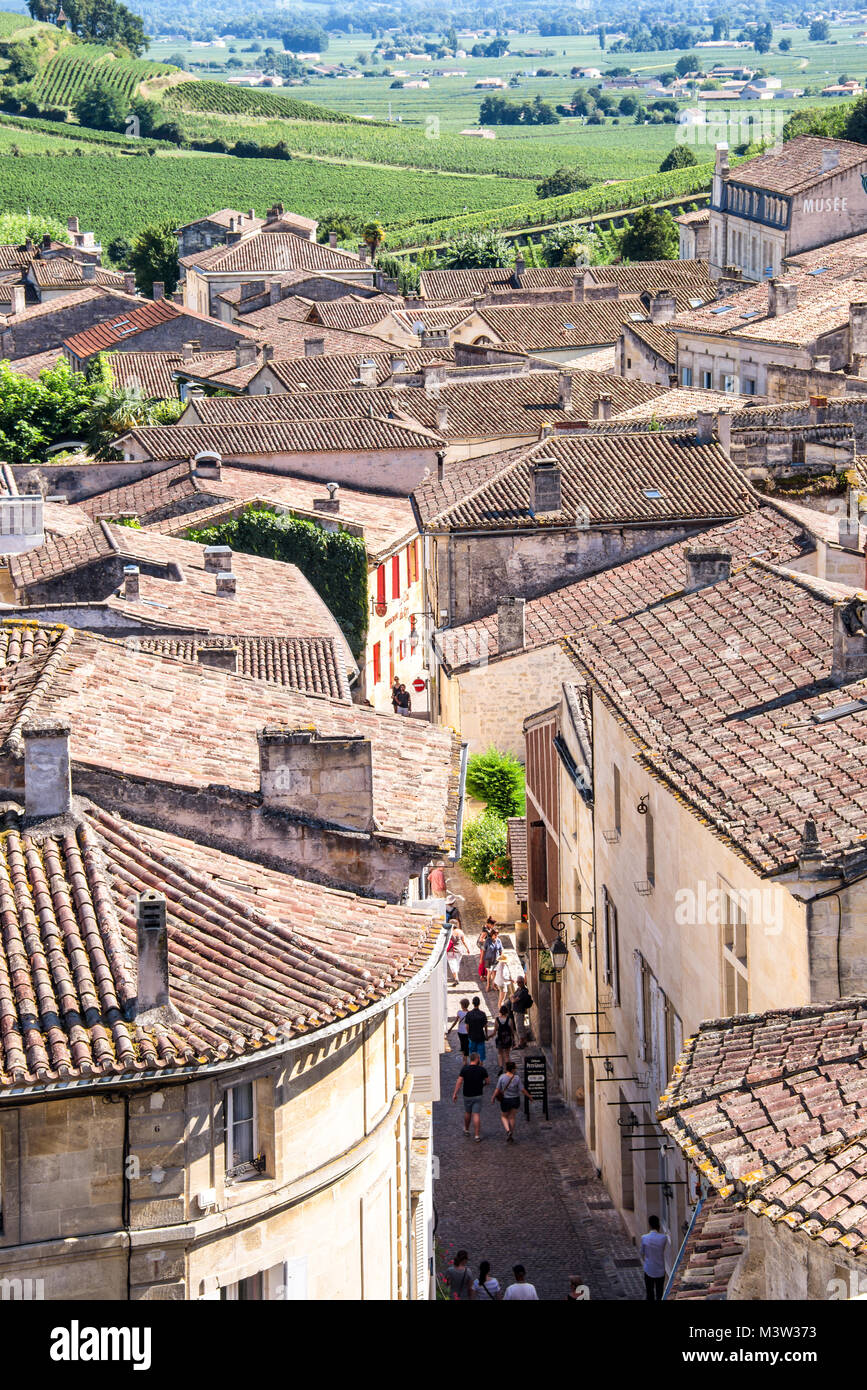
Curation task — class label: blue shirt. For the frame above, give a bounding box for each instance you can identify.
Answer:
[641,1229,669,1278]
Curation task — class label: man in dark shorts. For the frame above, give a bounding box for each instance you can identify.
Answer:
[452,1052,489,1141]
[465,996,489,1062]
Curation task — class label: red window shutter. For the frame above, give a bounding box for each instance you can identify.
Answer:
[407,540,418,585]
[376,564,386,606]
[392,554,400,600]
[389,631,395,685]
[373,642,381,685]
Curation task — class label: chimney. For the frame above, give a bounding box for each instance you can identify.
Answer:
[528,456,562,514]
[67,216,79,235]
[152,280,165,301]
[23,719,72,820]
[591,393,612,421]
[304,337,325,357]
[649,289,676,324]
[329,231,338,248]
[196,644,239,673]
[683,546,732,592]
[572,270,588,304]
[123,564,140,599]
[422,360,448,391]
[240,279,264,303]
[193,452,222,480]
[9,284,25,316]
[182,340,196,361]
[204,544,233,572]
[512,252,525,286]
[696,410,713,445]
[247,209,255,220]
[558,372,572,410]
[813,354,832,372]
[391,353,406,374]
[358,243,369,264]
[715,411,732,454]
[715,141,730,180]
[359,357,377,388]
[436,448,446,483]
[797,816,824,876]
[235,340,258,367]
[269,281,282,305]
[40,234,50,250]
[497,596,526,653]
[832,598,867,684]
[81,262,96,281]
[263,344,275,361]
[136,890,170,1016]
[313,481,340,513]
[850,303,867,360]
[436,399,449,432]
[257,727,374,832]
[123,273,136,295]
[216,571,237,598]
[768,278,797,317]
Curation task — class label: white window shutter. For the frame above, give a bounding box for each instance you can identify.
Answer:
[406,971,441,1103]
[649,977,662,1101]
[634,951,646,1063]
[275,1257,307,1300]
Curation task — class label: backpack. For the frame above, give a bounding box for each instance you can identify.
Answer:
[495,1018,513,1047]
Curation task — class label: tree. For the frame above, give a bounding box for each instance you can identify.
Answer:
[465,747,526,817]
[74,82,128,133]
[675,54,698,77]
[779,37,792,51]
[846,94,867,144]
[542,224,585,266]
[598,23,606,50]
[0,211,70,246]
[809,19,829,41]
[362,221,385,256]
[485,37,509,57]
[317,210,361,244]
[106,235,133,267]
[440,230,513,270]
[659,145,697,171]
[0,357,102,465]
[618,93,639,115]
[711,16,730,40]
[6,43,39,82]
[536,166,592,199]
[127,223,179,297]
[281,24,328,53]
[754,34,771,54]
[620,206,678,261]
[30,0,147,56]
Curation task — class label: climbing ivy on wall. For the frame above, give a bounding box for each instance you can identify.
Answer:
[187,505,369,659]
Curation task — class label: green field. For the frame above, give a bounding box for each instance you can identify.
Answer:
[28,45,176,104]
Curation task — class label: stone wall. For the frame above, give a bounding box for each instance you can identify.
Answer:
[441,643,578,758]
[0,292,134,360]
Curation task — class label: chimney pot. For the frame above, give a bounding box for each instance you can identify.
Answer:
[257,727,374,832]
[558,372,573,411]
[204,544,232,572]
[684,545,732,592]
[23,719,72,820]
[196,644,238,673]
[123,273,136,295]
[696,410,713,445]
[123,564,140,599]
[314,480,341,513]
[528,456,562,515]
[329,231,338,247]
[591,392,612,421]
[136,890,170,1016]
[152,280,165,301]
[216,571,237,598]
[497,596,526,654]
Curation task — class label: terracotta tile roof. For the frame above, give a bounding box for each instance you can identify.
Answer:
[730,136,867,195]
[420,260,714,303]
[621,320,677,364]
[4,347,64,378]
[309,293,404,332]
[412,446,548,527]
[63,299,258,359]
[10,526,352,652]
[42,501,95,537]
[181,385,420,427]
[475,299,651,350]
[0,627,461,847]
[666,1197,748,1300]
[659,998,867,1256]
[0,798,443,1092]
[78,462,210,524]
[422,430,753,532]
[614,387,754,420]
[0,244,36,272]
[2,284,122,328]
[506,817,527,898]
[566,562,867,871]
[174,208,265,234]
[180,233,364,274]
[392,307,476,332]
[118,415,444,463]
[237,305,407,358]
[256,346,455,392]
[174,354,260,391]
[438,507,811,670]
[135,633,351,699]
[0,619,67,667]
[674,208,710,227]
[28,259,126,292]
[104,351,229,398]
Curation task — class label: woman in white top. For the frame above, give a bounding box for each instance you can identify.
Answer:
[445,922,470,983]
[472,1261,501,1300]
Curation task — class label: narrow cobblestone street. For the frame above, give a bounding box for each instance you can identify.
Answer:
[432,871,644,1301]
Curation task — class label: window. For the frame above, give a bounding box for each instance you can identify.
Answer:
[743,377,756,395]
[222,1272,263,1301]
[601,887,620,1005]
[220,1262,300,1300]
[388,631,395,686]
[530,821,548,903]
[224,1082,256,1173]
[681,366,693,387]
[407,539,419,585]
[376,564,386,608]
[573,874,583,962]
[391,554,401,601]
[721,884,749,1014]
[723,374,737,394]
[645,810,655,887]
[398,639,407,661]
[701,369,712,389]
[372,641,381,686]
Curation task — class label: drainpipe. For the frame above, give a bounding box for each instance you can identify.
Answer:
[453,740,469,860]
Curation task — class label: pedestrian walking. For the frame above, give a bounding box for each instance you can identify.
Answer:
[445,893,463,930]
[442,1249,473,1301]
[484,928,503,991]
[445,921,470,984]
[476,916,495,980]
[446,998,471,1057]
[641,1215,669,1301]
[390,678,401,714]
[503,1265,539,1300]
[492,1060,531,1142]
[471,1260,501,1300]
[465,996,488,1061]
[427,859,447,898]
[397,682,411,715]
[493,951,512,1010]
[493,1006,514,1071]
[452,1052,489,1141]
[511,977,533,1048]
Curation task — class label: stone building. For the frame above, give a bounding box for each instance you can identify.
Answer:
[660,1000,867,1299]
[0,780,446,1300]
[179,234,373,319]
[62,298,255,372]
